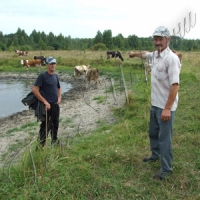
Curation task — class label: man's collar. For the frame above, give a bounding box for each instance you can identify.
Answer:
[155,46,170,58]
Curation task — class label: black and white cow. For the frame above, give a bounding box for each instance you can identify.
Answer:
[107,51,124,61]
[34,56,46,65]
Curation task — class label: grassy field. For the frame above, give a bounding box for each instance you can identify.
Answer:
[0,50,200,199]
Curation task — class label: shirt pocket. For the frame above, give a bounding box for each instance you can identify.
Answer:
[155,65,168,80]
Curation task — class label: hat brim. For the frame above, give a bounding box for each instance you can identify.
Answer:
[47,58,56,64]
[153,32,170,37]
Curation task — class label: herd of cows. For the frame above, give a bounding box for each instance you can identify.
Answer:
[15,49,101,88]
[14,50,125,87]
[15,50,47,71]
[14,49,182,86]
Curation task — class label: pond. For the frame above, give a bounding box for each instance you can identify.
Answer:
[0,79,72,118]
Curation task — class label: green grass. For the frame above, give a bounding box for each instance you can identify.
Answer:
[0,50,200,199]
[6,121,38,134]
[93,96,106,104]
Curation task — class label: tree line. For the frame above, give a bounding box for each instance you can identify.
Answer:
[0,28,200,52]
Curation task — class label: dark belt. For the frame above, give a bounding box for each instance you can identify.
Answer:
[50,102,57,105]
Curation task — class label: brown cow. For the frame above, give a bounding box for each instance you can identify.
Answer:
[18,51,28,56]
[85,68,101,88]
[20,59,42,73]
[15,49,21,54]
[172,50,182,63]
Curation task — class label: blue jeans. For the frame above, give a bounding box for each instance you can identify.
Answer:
[149,106,175,172]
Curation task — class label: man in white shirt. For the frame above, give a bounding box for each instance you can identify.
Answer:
[143,26,181,180]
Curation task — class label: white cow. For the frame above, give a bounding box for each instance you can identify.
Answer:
[74,65,91,80]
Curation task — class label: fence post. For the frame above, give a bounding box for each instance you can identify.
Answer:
[119,64,129,106]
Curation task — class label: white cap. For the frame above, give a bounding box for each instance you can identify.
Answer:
[46,56,56,64]
[153,26,170,37]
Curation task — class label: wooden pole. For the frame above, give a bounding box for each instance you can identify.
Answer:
[119,64,129,106]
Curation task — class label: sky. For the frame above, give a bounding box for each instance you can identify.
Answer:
[0,0,199,40]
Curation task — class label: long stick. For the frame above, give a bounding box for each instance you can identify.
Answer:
[45,109,47,146]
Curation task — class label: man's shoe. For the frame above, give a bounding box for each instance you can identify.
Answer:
[153,171,172,180]
[143,156,159,162]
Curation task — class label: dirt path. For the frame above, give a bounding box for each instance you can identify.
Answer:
[0,72,126,167]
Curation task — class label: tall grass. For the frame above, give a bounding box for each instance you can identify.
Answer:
[0,50,200,199]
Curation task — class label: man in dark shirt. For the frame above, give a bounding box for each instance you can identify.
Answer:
[32,56,62,147]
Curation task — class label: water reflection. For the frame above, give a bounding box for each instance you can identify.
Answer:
[0,79,72,118]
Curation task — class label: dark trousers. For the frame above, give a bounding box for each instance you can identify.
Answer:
[149,106,175,172]
[39,103,60,146]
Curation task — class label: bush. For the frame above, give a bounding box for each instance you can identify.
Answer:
[91,43,107,51]
[0,42,6,51]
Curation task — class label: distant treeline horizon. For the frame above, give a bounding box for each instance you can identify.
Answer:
[0,28,200,52]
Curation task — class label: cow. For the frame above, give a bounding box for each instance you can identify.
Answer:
[20,59,42,73]
[172,50,182,63]
[34,56,46,65]
[18,51,28,56]
[107,51,124,61]
[74,65,91,80]
[85,68,101,88]
[15,49,21,54]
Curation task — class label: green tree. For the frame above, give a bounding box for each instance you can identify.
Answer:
[113,34,125,49]
[0,31,5,43]
[30,29,40,44]
[13,35,18,46]
[94,31,103,44]
[57,33,66,49]
[15,28,28,45]
[28,36,35,45]
[187,40,196,51]
[40,31,47,44]
[103,30,113,49]
[65,35,72,50]
[47,32,55,47]
[87,38,93,49]
[19,36,25,46]
[6,38,12,47]
[0,41,6,51]
[38,38,47,50]
[127,34,139,49]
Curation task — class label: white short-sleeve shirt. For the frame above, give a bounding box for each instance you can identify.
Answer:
[146,47,181,111]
